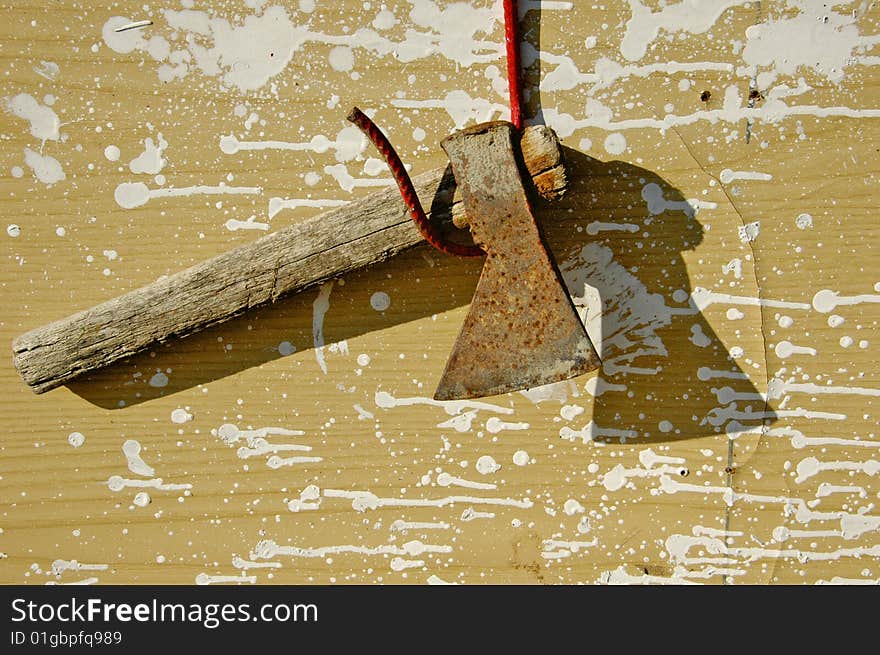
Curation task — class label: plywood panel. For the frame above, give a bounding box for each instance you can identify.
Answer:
[1,0,877,585]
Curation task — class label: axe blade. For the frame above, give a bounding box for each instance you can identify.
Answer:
[434,121,600,401]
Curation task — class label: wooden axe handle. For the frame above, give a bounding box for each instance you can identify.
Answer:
[12,126,566,394]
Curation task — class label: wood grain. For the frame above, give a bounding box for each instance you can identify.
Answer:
[12,125,566,394]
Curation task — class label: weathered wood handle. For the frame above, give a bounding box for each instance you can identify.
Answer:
[12,125,566,394]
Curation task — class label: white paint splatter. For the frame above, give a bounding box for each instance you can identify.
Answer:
[312,282,334,374]
[774,340,817,359]
[812,289,880,313]
[171,408,193,424]
[268,197,348,220]
[370,291,391,312]
[149,371,169,387]
[603,132,627,155]
[476,455,501,475]
[5,93,60,143]
[323,488,532,512]
[690,288,810,311]
[485,417,529,434]
[225,217,269,232]
[720,169,773,184]
[796,213,813,229]
[122,439,155,477]
[129,133,168,175]
[689,324,711,348]
[114,182,261,209]
[620,0,751,62]
[23,148,65,185]
[738,221,761,243]
[133,491,151,507]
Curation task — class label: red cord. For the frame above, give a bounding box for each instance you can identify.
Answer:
[344,4,522,257]
[503,0,524,130]
[347,107,485,258]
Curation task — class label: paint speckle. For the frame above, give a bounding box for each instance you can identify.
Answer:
[778,315,794,328]
[564,499,585,515]
[603,132,627,155]
[278,341,296,356]
[149,371,169,387]
[67,432,85,448]
[33,60,59,81]
[561,404,585,420]
[5,93,60,142]
[828,315,844,328]
[689,324,711,347]
[513,450,530,466]
[11,166,23,178]
[738,221,761,242]
[812,289,843,313]
[840,336,854,348]
[114,182,151,209]
[328,46,354,72]
[55,226,66,237]
[104,145,121,161]
[171,408,193,424]
[7,224,20,238]
[726,308,744,320]
[659,420,674,433]
[370,291,391,312]
[775,340,816,358]
[133,492,151,507]
[129,134,167,175]
[796,213,813,229]
[23,148,65,185]
[357,353,371,366]
[373,8,397,30]
[476,455,500,475]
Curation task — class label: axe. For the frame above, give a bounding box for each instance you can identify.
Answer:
[12,119,599,400]
[432,121,600,400]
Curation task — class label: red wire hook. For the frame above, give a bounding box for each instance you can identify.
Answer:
[503,0,525,131]
[347,1,524,258]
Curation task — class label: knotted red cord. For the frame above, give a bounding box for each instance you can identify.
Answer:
[348,0,523,257]
[347,107,484,258]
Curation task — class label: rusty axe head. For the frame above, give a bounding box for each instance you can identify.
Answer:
[433,121,601,401]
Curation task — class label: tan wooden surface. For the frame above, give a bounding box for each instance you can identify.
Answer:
[1,0,878,585]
